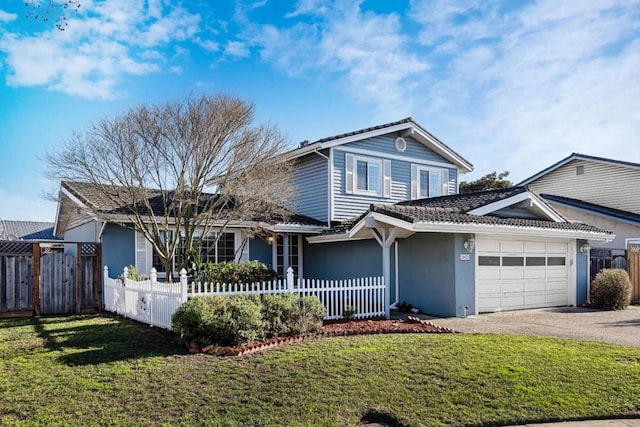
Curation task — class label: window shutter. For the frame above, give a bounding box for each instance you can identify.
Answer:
[383,160,391,198]
[135,231,152,274]
[236,232,250,262]
[345,153,354,194]
[410,164,418,200]
[442,169,450,195]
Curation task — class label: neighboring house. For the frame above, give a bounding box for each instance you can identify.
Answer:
[519,153,640,251]
[54,119,613,317]
[0,219,61,242]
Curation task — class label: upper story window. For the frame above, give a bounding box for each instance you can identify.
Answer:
[411,165,450,200]
[345,153,391,198]
[356,157,382,194]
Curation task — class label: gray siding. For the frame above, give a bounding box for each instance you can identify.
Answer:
[102,224,135,276]
[398,233,457,317]
[347,134,452,163]
[528,160,640,215]
[332,145,458,221]
[292,154,329,222]
[64,221,101,243]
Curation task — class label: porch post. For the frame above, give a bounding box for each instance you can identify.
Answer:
[382,244,391,318]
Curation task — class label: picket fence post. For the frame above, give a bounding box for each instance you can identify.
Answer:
[123,266,129,279]
[150,267,157,284]
[103,265,109,284]
[286,266,294,293]
[180,268,188,303]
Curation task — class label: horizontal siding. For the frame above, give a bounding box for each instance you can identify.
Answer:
[528,160,640,215]
[292,154,328,222]
[347,134,450,164]
[332,149,457,221]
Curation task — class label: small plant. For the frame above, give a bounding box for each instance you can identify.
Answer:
[192,261,277,285]
[118,265,147,283]
[590,268,632,310]
[342,305,357,319]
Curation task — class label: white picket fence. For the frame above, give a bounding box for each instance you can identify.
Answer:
[102,266,385,330]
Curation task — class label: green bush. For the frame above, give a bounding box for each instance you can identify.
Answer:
[118,265,147,282]
[260,294,326,337]
[590,269,632,310]
[172,294,265,347]
[193,261,277,285]
[172,293,326,347]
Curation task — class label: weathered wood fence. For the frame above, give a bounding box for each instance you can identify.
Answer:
[0,241,102,318]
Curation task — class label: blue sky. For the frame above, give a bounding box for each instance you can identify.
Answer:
[0,0,639,221]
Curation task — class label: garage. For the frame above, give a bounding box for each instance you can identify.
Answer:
[476,238,571,312]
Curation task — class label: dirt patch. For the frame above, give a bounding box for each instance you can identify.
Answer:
[197,317,456,356]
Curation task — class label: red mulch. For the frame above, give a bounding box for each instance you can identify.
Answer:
[194,316,456,357]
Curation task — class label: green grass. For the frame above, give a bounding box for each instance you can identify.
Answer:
[1,315,639,426]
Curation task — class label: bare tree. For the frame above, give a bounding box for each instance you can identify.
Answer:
[25,1,81,30]
[46,94,293,281]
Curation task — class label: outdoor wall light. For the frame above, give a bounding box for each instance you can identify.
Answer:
[463,238,475,253]
[266,235,275,245]
[580,243,591,255]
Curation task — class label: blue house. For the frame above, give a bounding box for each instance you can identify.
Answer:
[54,118,613,317]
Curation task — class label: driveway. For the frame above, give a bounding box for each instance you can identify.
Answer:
[425,306,640,347]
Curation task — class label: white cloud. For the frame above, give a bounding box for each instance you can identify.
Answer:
[224,40,250,58]
[408,0,640,180]
[0,9,17,22]
[0,0,201,99]
[250,0,428,117]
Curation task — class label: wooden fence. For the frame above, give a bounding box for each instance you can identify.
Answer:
[103,266,385,330]
[0,241,102,318]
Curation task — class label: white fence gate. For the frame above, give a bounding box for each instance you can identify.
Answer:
[103,266,385,330]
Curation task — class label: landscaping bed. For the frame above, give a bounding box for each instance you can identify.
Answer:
[200,316,456,356]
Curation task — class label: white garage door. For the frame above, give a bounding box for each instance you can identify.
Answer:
[476,239,570,313]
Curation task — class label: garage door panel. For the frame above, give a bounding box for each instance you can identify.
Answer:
[501,242,524,253]
[500,269,524,280]
[477,239,569,312]
[524,242,546,253]
[525,269,546,279]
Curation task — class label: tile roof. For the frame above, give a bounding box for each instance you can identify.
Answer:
[0,220,61,241]
[541,194,640,225]
[61,181,324,227]
[369,204,609,234]
[313,117,414,144]
[321,187,612,236]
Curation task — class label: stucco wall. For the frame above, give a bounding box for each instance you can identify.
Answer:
[453,234,476,316]
[249,237,273,269]
[101,224,135,276]
[576,239,590,304]
[549,205,636,249]
[397,233,457,317]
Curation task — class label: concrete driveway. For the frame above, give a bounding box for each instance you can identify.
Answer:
[426,306,640,347]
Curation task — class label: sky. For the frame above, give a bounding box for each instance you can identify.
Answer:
[0,0,639,222]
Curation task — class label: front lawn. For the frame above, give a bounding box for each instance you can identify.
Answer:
[1,314,639,426]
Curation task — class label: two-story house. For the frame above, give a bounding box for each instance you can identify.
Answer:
[54,119,613,317]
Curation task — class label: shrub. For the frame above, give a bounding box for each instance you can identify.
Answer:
[590,269,632,310]
[172,294,265,347]
[172,293,326,347]
[193,261,277,285]
[118,265,147,283]
[260,294,326,337]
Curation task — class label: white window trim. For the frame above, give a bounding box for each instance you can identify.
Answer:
[140,228,240,278]
[411,164,449,200]
[353,154,383,196]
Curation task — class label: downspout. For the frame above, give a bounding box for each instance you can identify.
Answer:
[390,240,399,308]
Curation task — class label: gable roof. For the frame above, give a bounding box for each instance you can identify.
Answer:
[0,220,61,241]
[286,117,474,173]
[519,153,640,186]
[541,194,640,226]
[55,181,325,236]
[311,187,613,242]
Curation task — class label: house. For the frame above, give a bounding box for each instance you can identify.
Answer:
[0,219,61,243]
[518,152,640,300]
[53,119,613,317]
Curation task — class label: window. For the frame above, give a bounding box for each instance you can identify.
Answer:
[152,230,236,274]
[417,167,442,198]
[345,153,391,198]
[356,158,382,194]
[274,234,302,281]
[547,257,566,266]
[411,165,448,200]
[502,256,524,266]
[479,256,500,266]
